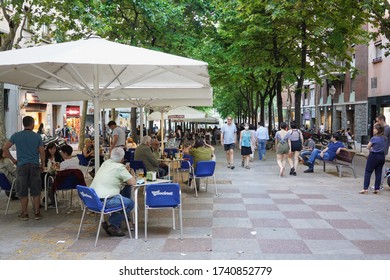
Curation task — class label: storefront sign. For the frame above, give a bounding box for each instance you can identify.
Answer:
[26,91,40,103]
[168,115,184,119]
[66,106,80,117]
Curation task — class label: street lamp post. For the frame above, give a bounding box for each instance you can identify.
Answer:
[329,85,336,133]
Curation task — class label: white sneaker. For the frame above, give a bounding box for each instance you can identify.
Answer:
[370,185,384,191]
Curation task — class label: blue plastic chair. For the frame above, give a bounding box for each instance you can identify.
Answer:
[76,185,132,247]
[163,148,178,159]
[52,169,86,214]
[192,160,218,197]
[124,148,136,163]
[77,154,93,177]
[0,173,16,215]
[129,160,147,175]
[144,183,182,241]
[178,154,194,185]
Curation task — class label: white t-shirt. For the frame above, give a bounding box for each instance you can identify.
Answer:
[90,159,132,198]
[221,124,237,144]
[60,157,81,171]
[112,126,126,147]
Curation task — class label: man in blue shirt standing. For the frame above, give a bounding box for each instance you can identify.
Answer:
[303,133,345,173]
[221,116,237,169]
[2,116,45,220]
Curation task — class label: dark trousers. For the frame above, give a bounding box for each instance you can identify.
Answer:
[364,153,385,190]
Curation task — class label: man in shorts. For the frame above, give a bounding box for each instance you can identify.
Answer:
[2,116,45,221]
[221,116,237,169]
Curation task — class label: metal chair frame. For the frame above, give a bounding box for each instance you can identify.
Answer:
[76,185,132,247]
[144,183,182,241]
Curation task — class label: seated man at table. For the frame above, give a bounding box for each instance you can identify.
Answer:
[135,136,166,178]
[90,147,136,237]
[59,145,81,171]
[151,139,169,175]
[303,133,345,173]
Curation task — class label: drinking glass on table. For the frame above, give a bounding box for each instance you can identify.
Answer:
[137,169,144,179]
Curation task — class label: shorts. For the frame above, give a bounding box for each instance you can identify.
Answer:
[15,163,42,197]
[241,146,252,156]
[291,140,302,152]
[224,143,235,151]
[276,142,289,155]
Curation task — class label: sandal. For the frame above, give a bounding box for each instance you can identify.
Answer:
[359,190,368,194]
[373,190,380,194]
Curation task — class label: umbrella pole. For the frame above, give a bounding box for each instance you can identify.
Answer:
[161,111,164,151]
[93,97,100,172]
[140,106,144,141]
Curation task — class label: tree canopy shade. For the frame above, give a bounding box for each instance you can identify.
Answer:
[209,0,388,127]
[1,0,390,145]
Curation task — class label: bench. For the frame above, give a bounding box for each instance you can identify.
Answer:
[323,149,357,178]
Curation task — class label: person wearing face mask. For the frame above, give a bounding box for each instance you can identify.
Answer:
[239,123,255,169]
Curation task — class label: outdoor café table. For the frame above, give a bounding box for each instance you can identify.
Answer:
[133,178,172,239]
[158,158,182,180]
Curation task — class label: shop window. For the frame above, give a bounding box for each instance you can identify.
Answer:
[371,77,377,89]
[4,89,9,111]
[373,42,383,63]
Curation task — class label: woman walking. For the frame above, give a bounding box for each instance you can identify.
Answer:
[287,121,304,176]
[359,124,386,194]
[239,123,255,169]
[275,122,290,177]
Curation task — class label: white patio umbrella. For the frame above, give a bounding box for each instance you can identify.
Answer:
[147,106,206,121]
[147,106,207,147]
[0,36,212,170]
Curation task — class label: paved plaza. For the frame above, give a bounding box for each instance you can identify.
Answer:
[1,145,390,260]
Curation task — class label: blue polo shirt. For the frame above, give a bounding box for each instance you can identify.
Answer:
[327,141,344,160]
[9,129,43,166]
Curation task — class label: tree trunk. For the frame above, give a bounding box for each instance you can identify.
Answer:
[131,107,137,143]
[276,75,283,124]
[78,100,88,151]
[295,20,308,128]
[0,82,6,147]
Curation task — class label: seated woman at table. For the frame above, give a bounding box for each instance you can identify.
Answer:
[183,138,214,188]
[82,138,104,177]
[41,142,63,206]
[126,137,137,150]
[45,142,63,173]
[183,138,214,169]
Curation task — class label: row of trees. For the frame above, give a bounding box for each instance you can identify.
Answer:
[1,0,390,146]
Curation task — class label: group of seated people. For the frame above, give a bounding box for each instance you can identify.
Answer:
[298,133,346,173]
[1,132,216,237]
